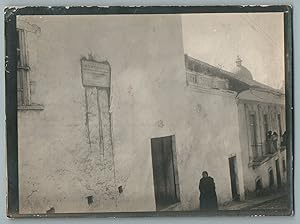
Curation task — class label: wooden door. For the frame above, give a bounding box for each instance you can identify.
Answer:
[151,136,178,210]
[229,156,239,200]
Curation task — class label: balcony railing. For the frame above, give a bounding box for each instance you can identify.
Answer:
[250,142,281,168]
[186,70,229,90]
[251,144,264,162]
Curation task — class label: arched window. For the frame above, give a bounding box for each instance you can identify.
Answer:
[255,176,262,191]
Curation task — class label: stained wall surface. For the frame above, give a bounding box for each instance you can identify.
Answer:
[17,15,244,214]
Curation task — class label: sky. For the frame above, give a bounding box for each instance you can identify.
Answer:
[182,13,285,89]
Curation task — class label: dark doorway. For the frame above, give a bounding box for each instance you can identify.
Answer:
[256,178,262,190]
[275,159,282,187]
[249,114,259,159]
[228,156,239,200]
[255,177,263,196]
[269,169,274,188]
[151,135,180,210]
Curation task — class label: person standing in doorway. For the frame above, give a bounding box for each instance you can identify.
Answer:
[271,132,278,152]
[281,131,287,147]
[199,171,218,210]
[266,131,273,154]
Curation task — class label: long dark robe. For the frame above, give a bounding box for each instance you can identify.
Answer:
[199,176,218,210]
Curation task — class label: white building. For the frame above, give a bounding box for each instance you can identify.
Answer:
[16,15,286,214]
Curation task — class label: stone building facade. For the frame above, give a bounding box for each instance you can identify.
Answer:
[186,55,287,200]
[234,66,287,196]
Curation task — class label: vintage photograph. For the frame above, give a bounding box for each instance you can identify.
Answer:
[6,7,293,217]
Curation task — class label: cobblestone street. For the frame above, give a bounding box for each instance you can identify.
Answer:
[220,191,290,211]
[250,195,289,210]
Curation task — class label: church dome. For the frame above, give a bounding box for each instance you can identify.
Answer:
[232,56,253,80]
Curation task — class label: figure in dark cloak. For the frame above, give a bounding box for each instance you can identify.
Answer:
[199,171,218,210]
[281,131,287,147]
[271,131,278,152]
